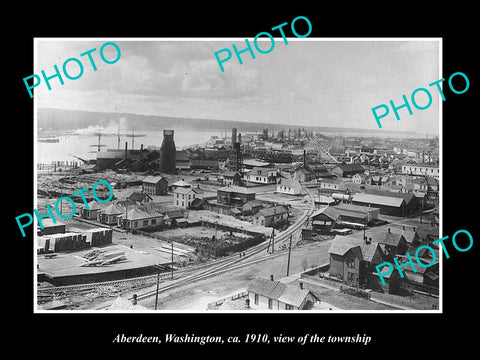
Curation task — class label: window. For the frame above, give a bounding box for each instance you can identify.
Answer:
[347,272,355,282]
[176,200,179,205]
[254,294,259,305]
[143,220,148,226]
[286,304,294,310]
[268,298,273,309]
[152,219,156,225]
[347,259,355,269]
[261,219,264,226]
[134,221,138,228]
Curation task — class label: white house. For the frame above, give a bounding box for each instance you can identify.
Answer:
[402,164,439,180]
[276,178,302,195]
[173,186,203,209]
[247,276,319,310]
[248,167,277,184]
[319,178,345,191]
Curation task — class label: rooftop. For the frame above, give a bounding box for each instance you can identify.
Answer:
[247,278,313,308]
[311,206,340,221]
[217,185,255,194]
[334,203,380,214]
[142,175,167,184]
[352,193,405,208]
[278,178,302,188]
[256,205,288,218]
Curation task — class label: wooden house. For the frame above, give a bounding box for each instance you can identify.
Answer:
[310,206,340,233]
[252,205,289,227]
[246,276,319,310]
[276,178,302,195]
[142,176,168,195]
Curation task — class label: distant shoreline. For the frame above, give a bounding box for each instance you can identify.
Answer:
[37,107,430,139]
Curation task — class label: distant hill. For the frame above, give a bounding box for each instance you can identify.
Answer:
[37,107,420,136]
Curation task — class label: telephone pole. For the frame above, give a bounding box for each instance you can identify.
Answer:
[171,241,174,280]
[286,234,293,276]
[153,264,162,310]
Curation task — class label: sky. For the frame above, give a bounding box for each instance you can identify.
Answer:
[34,38,440,135]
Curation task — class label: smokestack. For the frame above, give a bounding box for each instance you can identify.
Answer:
[270,274,274,281]
[140,144,143,159]
[125,142,128,159]
[303,149,307,169]
[232,128,237,144]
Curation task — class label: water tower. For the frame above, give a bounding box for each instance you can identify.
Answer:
[160,130,176,173]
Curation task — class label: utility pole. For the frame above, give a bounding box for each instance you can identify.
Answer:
[271,228,275,254]
[286,234,293,276]
[154,264,162,310]
[171,241,174,280]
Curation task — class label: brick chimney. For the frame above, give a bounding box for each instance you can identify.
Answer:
[299,282,304,290]
[270,274,274,281]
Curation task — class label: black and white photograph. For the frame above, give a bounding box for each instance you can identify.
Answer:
[32,38,442,313]
[9,5,477,355]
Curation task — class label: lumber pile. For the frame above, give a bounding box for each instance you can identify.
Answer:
[79,248,126,267]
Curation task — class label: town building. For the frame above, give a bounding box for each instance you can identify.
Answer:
[243,159,271,169]
[37,218,66,236]
[252,205,289,227]
[174,186,203,209]
[310,206,340,233]
[171,179,191,190]
[119,206,164,231]
[333,203,380,225]
[246,276,319,310]
[217,185,256,206]
[351,191,417,217]
[127,191,153,205]
[97,204,125,225]
[293,167,316,182]
[330,163,365,178]
[402,164,439,180]
[176,150,191,169]
[352,173,367,184]
[242,200,264,215]
[163,209,185,227]
[319,178,346,192]
[248,167,277,184]
[276,178,302,195]
[377,228,408,258]
[142,176,168,195]
[80,200,105,220]
[328,235,384,288]
[222,171,242,186]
